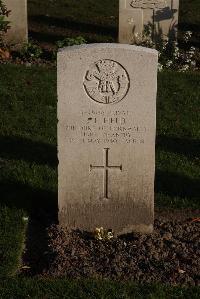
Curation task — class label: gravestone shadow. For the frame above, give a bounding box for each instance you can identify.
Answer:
[154,7,177,22]
[28,15,117,44]
[156,136,200,161]
[0,135,57,167]
[1,133,199,273]
[156,135,200,206]
[130,8,178,45]
[155,170,200,202]
[0,135,58,275]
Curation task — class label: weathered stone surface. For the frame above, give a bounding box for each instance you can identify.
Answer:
[3,0,28,47]
[58,44,158,235]
[119,0,179,44]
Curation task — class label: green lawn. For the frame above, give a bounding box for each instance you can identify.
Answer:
[28,0,118,44]
[1,1,200,296]
[0,278,200,299]
[27,0,200,45]
[0,64,57,278]
[156,71,200,208]
[0,207,26,278]
[0,64,199,295]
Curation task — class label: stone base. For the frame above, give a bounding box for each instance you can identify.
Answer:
[59,199,154,235]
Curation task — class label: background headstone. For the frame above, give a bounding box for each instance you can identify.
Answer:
[58,44,158,235]
[119,0,179,44]
[4,0,28,47]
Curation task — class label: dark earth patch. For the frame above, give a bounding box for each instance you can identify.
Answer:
[22,210,200,286]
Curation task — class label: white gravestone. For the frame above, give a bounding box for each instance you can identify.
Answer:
[119,0,179,44]
[4,0,28,47]
[58,44,158,235]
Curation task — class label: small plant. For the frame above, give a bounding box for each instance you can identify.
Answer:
[19,41,43,61]
[132,27,198,72]
[0,0,10,46]
[94,227,114,241]
[52,36,86,59]
[0,0,10,32]
[56,36,86,49]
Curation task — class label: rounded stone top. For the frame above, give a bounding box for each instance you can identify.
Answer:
[58,43,158,57]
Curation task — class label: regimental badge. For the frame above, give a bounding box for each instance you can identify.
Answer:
[83,59,130,104]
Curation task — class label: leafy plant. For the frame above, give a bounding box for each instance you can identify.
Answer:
[0,0,10,45]
[56,36,86,49]
[19,41,43,60]
[132,27,198,72]
[0,0,10,32]
[51,36,86,59]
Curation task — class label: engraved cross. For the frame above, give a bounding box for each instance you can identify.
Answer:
[90,148,122,200]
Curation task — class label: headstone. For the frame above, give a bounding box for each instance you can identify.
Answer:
[119,0,179,44]
[3,0,28,47]
[58,44,158,235]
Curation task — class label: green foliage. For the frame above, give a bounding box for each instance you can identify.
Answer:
[132,27,198,72]
[52,36,87,59]
[0,0,10,45]
[18,36,86,62]
[56,36,86,49]
[19,41,43,60]
[156,32,197,72]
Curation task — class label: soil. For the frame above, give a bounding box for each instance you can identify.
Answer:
[36,210,200,286]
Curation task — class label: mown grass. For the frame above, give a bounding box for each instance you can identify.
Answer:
[156,71,200,208]
[0,278,200,299]
[27,0,200,45]
[0,207,26,278]
[0,64,57,279]
[28,0,118,44]
[0,64,57,209]
[0,64,199,294]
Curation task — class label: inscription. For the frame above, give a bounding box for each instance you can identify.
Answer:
[90,148,122,200]
[83,59,130,104]
[130,0,167,9]
[65,110,147,145]
[81,110,129,116]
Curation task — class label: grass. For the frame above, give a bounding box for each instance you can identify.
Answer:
[28,0,118,44]
[1,0,200,296]
[0,64,57,280]
[0,64,57,210]
[0,278,200,299]
[27,0,200,46]
[156,71,200,208]
[0,64,199,295]
[0,207,26,278]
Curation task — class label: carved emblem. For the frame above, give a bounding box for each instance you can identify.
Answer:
[83,59,130,104]
[130,0,167,9]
